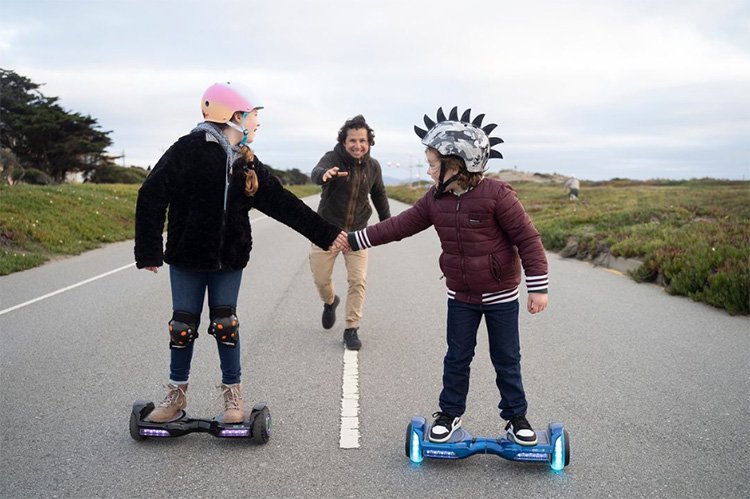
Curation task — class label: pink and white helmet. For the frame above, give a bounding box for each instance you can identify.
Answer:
[201,82,263,123]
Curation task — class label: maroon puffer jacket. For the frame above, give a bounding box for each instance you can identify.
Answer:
[349,178,548,304]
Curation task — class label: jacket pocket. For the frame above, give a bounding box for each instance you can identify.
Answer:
[466,212,491,227]
[489,254,502,282]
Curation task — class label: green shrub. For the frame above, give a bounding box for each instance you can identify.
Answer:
[89,165,148,184]
[12,168,52,185]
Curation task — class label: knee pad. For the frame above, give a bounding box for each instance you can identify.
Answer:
[208,306,239,348]
[169,311,200,349]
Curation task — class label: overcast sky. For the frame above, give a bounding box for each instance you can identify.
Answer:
[2,0,749,181]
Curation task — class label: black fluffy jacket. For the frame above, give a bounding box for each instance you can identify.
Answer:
[135,130,341,271]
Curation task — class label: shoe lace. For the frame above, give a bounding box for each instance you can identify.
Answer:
[218,384,242,411]
[432,411,454,427]
[158,384,185,408]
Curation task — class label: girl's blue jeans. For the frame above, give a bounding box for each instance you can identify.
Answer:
[168,265,243,385]
[439,298,528,420]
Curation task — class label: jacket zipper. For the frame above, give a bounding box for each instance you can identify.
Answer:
[455,197,468,290]
[344,160,362,230]
[216,159,231,270]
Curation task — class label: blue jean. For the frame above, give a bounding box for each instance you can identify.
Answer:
[168,266,243,385]
[439,298,528,420]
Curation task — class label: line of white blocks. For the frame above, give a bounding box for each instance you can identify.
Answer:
[339,349,360,449]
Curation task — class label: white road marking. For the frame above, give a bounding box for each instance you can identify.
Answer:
[0,213,274,318]
[0,263,135,316]
[339,348,360,449]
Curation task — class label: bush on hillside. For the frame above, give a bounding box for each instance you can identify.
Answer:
[11,167,53,185]
[88,165,148,184]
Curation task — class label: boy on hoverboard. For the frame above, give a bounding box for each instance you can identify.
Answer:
[347,107,549,446]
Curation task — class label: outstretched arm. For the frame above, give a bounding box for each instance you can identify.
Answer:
[321,166,349,182]
[311,151,348,185]
[347,192,433,251]
[252,161,342,249]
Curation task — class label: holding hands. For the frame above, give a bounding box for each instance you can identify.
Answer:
[322,166,349,182]
[331,230,351,253]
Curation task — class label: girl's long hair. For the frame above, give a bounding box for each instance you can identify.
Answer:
[238,145,259,196]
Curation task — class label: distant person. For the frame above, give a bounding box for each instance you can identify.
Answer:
[134,82,348,423]
[309,115,391,350]
[346,107,549,446]
[564,175,580,201]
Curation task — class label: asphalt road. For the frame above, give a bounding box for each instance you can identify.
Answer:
[1,197,748,498]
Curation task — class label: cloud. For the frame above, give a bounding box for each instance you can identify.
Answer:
[1,0,748,180]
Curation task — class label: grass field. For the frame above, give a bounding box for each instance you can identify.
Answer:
[1,179,748,315]
[387,179,750,315]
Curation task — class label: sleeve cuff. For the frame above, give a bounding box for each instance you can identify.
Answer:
[347,232,361,251]
[348,229,372,250]
[526,274,548,293]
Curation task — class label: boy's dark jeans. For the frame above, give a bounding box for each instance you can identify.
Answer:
[168,265,243,385]
[439,298,528,421]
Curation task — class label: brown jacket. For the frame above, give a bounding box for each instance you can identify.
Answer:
[349,178,548,304]
[310,143,390,231]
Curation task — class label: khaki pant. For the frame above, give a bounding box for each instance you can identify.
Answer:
[309,244,368,329]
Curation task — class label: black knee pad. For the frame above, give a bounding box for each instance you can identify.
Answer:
[169,311,200,349]
[208,306,239,348]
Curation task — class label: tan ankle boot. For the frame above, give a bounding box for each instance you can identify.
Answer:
[147,383,188,422]
[220,383,244,423]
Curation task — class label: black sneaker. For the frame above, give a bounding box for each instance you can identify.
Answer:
[505,415,538,446]
[343,328,361,350]
[322,295,340,329]
[429,411,462,443]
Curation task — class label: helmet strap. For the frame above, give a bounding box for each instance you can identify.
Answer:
[226,112,250,144]
[434,162,459,199]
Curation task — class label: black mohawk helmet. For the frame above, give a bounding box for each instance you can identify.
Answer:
[414,106,503,172]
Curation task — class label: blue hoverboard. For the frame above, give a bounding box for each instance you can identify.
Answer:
[405,416,570,471]
[129,400,271,444]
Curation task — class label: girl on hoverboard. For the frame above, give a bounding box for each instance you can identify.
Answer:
[134,82,348,424]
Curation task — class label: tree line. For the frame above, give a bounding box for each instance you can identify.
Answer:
[0,69,310,186]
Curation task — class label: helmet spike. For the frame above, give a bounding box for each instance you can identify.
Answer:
[482,123,497,135]
[414,106,503,172]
